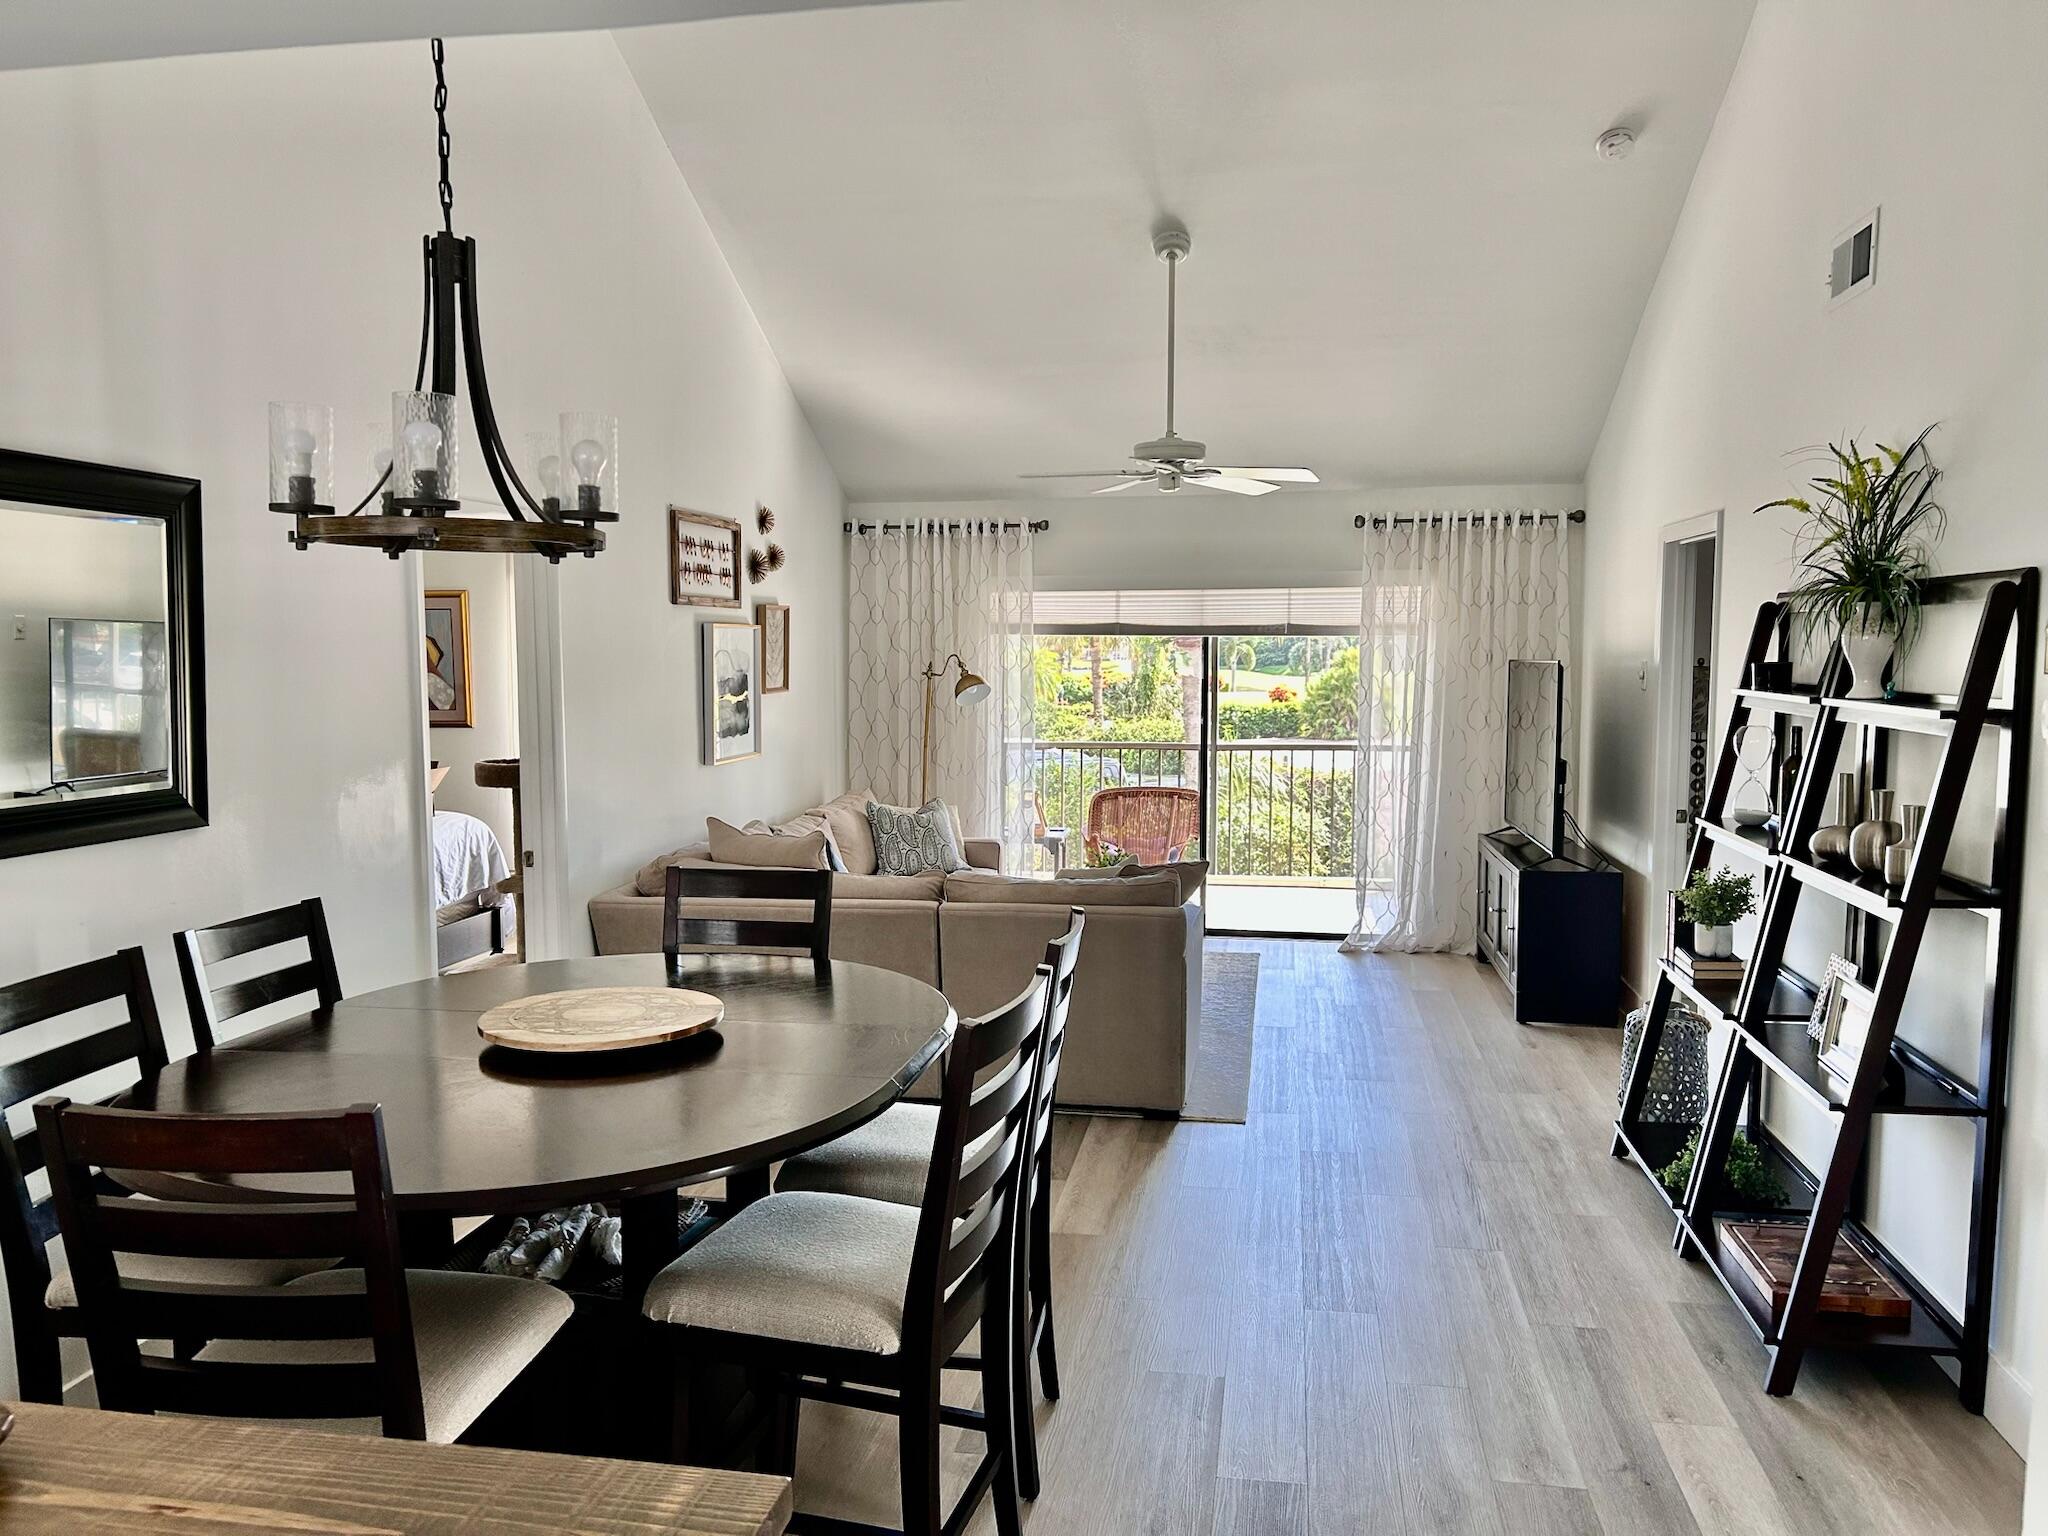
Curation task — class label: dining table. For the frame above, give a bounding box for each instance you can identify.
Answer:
[114,952,955,1291]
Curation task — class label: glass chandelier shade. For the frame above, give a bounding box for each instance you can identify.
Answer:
[268,402,334,512]
[392,391,459,508]
[526,431,563,513]
[559,412,618,519]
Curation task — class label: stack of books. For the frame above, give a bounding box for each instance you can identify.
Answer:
[1670,946,1743,985]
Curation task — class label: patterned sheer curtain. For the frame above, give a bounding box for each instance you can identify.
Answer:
[1343,512,1572,953]
[846,520,1037,870]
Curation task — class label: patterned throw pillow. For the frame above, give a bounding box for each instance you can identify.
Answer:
[866,800,964,875]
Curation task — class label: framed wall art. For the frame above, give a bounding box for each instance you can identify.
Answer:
[1817,973,1879,1088]
[702,620,763,765]
[670,507,741,608]
[757,601,790,693]
[423,589,473,728]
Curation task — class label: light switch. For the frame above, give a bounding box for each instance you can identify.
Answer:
[11,615,24,642]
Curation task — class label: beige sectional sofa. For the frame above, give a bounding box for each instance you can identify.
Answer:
[587,803,1203,1113]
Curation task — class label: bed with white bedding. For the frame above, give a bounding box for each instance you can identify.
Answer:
[432,809,512,968]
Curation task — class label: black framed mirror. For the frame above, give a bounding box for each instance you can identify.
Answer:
[0,449,206,858]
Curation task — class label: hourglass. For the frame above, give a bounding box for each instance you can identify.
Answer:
[1726,724,1774,827]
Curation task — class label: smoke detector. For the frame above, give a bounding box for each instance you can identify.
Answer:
[1595,127,1635,161]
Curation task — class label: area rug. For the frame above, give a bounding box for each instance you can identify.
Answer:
[1184,950,1260,1123]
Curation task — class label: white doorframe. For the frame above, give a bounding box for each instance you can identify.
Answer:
[1650,512,1722,928]
[512,558,572,960]
[402,554,438,978]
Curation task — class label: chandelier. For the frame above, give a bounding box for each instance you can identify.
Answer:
[268,39,615,561]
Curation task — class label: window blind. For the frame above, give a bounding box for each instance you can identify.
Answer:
[1033,587,1362,635]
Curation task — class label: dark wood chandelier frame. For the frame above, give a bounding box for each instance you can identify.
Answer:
[282,40,612,563]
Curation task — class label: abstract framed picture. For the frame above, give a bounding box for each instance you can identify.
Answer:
[422,589,473,728]
[670,507,742,608]
[757,601,790,693]
[702,620,763,766]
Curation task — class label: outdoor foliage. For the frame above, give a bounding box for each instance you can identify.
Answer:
[1267,683,1296,703]
[1218,701,1302,740]
[1302,648,1361,739]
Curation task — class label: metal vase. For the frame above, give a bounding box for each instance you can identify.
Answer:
[1849,787,1902,875]
[1886,803,1926,887]
[1808,770,1859,863]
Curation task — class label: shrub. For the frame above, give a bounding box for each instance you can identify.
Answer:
[1267,683,1296,703]
[1301,649,1360,738]
[1218,701,1303,740]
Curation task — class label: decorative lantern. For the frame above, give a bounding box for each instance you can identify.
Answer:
[1618,1003,1711,1124]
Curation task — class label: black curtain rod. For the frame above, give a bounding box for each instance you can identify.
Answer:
[1354,509,1586,530]
[844,519,1049,534]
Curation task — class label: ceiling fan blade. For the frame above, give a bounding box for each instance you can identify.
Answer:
[1204,466,1320,483]
[1017,471,1145,480]
[1092,478,1152,495]
[1196,475,1278,496]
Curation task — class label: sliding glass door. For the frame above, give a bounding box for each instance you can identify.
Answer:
[1026,626,1359,937]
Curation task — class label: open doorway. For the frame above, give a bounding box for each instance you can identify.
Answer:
[419,552,521,971]
[1652,514,1721,926]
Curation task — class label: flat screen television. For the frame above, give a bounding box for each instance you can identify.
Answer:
[1503,659,1565,855]
[49,617,171,789]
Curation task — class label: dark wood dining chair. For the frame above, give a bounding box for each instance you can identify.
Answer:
[642,968,1050,1536]
[774,910,1085,1498]
[0,949,169,1404]
[33,1098,573,1443]
[175,897,343,1049]
[661,865,833,965]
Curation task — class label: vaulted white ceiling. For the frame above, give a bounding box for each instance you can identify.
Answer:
[619,0,1755,500]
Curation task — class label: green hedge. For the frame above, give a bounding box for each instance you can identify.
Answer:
[1217,701,1303,740]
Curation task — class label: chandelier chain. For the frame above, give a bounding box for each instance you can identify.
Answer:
[431,37,454,235]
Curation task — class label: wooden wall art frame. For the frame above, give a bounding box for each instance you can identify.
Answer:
[757,601,790,693]
[422,588,473,728]
[670,507,741,608]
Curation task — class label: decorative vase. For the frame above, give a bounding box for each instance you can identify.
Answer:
[1840,605,1896,700]
[1808,770,1858,863]
[1849,787,1902,875]
[1695,924,1733,958]
[1885,803,1926,888]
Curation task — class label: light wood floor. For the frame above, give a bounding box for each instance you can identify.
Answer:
[796,938,2027,1534]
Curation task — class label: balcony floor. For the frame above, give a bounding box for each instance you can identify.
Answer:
[1205,877,1353,936]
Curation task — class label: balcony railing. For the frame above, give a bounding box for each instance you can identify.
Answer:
[1028,737,1392,883]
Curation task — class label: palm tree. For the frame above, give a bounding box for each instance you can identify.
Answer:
[1225,640,1258,691]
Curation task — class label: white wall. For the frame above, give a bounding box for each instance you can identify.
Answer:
[422,551,517,856]
[0,30,843,1394]
[1578,0,2048,1452]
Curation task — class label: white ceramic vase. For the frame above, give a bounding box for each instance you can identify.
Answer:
[1840,605,1897,700]
[1697,924,1733,958]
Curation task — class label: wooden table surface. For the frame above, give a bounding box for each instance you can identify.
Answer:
[117,953,955,1213]
[0,1401,791,1534]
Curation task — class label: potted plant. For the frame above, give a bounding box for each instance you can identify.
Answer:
[1679,867,1754,958]
[1759,426,1946,699]
[1659,1127,1785,1209]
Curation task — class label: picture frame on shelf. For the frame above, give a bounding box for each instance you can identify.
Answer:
[1817,974,1878,1088]
[701,620,763,766]
[757,601,790,693]
[423,589,473,728]
[670,507,741,608]
[1807,954,1858,1042]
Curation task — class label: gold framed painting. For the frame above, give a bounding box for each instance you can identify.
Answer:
[757,601,790,693]
[423,589,473,728]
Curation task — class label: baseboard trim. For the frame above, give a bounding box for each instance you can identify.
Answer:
[1982,1351,2032,1457]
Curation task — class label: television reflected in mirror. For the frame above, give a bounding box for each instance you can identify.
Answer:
[1503,659,1564,855]
[0,451,205,858]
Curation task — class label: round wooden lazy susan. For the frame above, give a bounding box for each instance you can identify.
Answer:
[477,986,724,1053]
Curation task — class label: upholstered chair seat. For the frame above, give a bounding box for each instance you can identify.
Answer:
[642,1191,920,1353]
[198,1268,573,1444]
[775,1105,938,1207]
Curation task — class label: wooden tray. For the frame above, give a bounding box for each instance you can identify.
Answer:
[1716,1218,1911,1323]
[477,987,723,1053]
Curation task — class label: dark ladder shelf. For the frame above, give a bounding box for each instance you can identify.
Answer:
[1613,569,2035,1412]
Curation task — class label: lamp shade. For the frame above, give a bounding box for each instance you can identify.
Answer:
[954,668,990,704]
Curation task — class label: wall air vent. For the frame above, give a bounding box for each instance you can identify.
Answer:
[1828,208,1879,307]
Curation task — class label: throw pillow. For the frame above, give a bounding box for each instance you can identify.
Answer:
[745,813,846,872]
[706,816,831,870]
[866,800,964,876]
[805,788,879,875]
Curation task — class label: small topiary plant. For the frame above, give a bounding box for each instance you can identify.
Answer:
[1658,1127,1785,1206]
[1678,867,1756,929]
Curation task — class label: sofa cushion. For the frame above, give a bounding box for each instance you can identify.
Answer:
[635,844,711,897]
[707,816,831,870]
[942,870,1181,906]
[804,789,880,876]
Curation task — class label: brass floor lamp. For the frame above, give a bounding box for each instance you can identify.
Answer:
[920,652,989,804]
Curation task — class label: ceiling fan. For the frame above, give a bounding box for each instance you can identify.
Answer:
[1021,224,1319,497]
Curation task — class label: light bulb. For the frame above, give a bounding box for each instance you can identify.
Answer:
[537,455,561,498]
[371,445,393,476]
[570,437,607,486]
[402,418,444,463]
[283,426,315,477]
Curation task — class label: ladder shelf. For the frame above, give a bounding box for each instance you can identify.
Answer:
[1612,567,2036,1410]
